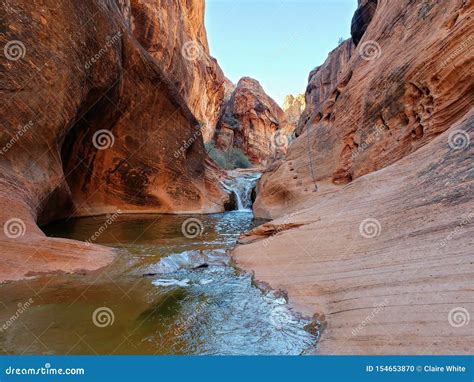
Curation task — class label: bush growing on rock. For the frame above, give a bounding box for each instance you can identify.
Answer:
[205,141,252,170]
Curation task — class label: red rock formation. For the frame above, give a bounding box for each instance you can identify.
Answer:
[282,94,305,125]
[235,114,473,354]
[351,0,378,46]
[0,0,226,282]
[130,0,226,141]
[255,0,473,218]
[234,0,474,355]
[296,39,354,136]
[214,77,291,165]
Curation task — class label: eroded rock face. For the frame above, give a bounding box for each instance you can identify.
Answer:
[255,0,473,217]
[351,0,378,46]
[130,0,225,141]
[235,114,473,354]
[234,0,474,355]
[214,77,291,165]
[0,0,226,282]
[283,94,305,125]
[296,39,354,136]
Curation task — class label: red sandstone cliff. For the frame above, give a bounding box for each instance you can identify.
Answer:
[0,0,226,282]
[254,0,473,217]
[129,0,225,141]
[283,94,305,126]
[214,77,293,165]
[234,0,473,354]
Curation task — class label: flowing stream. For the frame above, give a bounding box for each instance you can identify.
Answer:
[222,172,261,211]
[0,175,317,355]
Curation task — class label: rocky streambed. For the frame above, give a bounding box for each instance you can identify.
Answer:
[0,176,318,355]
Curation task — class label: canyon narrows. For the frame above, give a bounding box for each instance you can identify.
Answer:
[0,0,472,357]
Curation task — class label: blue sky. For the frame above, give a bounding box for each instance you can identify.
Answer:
[205,0,357,105]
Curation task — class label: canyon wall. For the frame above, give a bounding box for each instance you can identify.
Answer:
[283,94,305,126]
[214,77,293,165]
[254,0,473,218]
[0,0,226,282]
[129,0,225,141]
[234,0,473,354]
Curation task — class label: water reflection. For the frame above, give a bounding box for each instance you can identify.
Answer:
[0,212,317,355]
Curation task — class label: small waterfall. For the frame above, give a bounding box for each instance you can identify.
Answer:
[222,173,261,211]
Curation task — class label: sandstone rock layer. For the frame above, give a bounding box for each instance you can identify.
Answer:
[235,115,473,354]
[130,0,226,141]
[256,0,473,218]
[214,77,292,165]
[235,0,474,354]
[0,0,226,282]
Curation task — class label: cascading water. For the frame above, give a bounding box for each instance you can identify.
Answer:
[5,172,317,356]
[222,172,261,211]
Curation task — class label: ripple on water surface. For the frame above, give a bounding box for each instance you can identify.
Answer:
[0,211,318,355]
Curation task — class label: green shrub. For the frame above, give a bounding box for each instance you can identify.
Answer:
[205,141,252,170]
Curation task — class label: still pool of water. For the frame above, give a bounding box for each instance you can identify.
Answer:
[0,212,317,355]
